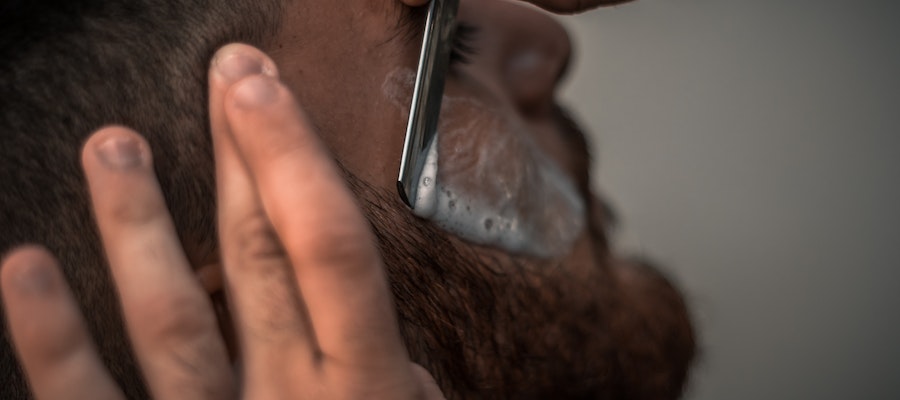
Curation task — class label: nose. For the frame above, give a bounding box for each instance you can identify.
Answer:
[501,10,572,114]
[459,0,573,115]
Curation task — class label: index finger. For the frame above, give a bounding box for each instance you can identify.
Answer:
[224,75,410,369]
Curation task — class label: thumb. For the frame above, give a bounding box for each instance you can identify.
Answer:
[523,0,634,14]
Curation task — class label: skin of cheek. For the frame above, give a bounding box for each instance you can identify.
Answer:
[382,68,585,258]
[267,3,422,193]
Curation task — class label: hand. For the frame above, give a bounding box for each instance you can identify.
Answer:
[0,43,444,399]
[402,0,634,14]
[521,0,634,14]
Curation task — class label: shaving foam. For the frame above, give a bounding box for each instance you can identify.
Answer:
[384,69,585,258]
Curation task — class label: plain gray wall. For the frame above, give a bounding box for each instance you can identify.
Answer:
[559,1,900,399]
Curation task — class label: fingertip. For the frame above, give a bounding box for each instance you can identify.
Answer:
[527,0,634,14]
[83,125,144,151]
[223,75,309,147]
[81,126,152,173]
[1,248,126,400]
[1,245,82,362]
[210,43,279,88]
[229,74,283,110]
[83,126,168,230]
[209,44,280,154]
[1,245,60,300]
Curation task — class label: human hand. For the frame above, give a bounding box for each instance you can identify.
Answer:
[402,0,633,14]
[401,0,633,14]
[521,0,634,14]
[0,43,444,399]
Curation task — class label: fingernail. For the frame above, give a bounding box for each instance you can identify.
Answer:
[96,136,144,169]
[15,262,54,296]
[215,52,274,82]
[233,76,279,109]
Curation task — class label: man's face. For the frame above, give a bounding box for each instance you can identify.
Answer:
[268,0,601,266]
[182,0,691,397]
[0,1,693,398]
[242,1,622,396]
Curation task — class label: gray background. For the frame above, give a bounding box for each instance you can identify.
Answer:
[559,1,900,399]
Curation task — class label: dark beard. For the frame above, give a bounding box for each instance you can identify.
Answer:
[349,176,694,400]
[0,169,693,400]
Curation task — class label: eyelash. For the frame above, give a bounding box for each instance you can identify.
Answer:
[449,22,480,66]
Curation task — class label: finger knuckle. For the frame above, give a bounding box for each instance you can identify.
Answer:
[137,292,215,344]
[247,284,305,335]
[289,220,377,273]
[109,193,168,226]
[233,213,288,268]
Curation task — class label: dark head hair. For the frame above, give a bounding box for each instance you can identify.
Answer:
[0,1,281,397]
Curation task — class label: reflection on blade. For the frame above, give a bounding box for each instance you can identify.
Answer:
[397,0,460,208]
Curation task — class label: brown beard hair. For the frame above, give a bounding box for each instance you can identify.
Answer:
[348,174,696,400]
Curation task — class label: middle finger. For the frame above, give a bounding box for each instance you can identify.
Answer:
[209,44,319,387]
[223,73,409,370]
[82,127,233,399]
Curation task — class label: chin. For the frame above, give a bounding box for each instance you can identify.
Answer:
[350,174,696,399]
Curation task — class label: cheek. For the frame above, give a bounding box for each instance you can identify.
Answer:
[382,68,418,119]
